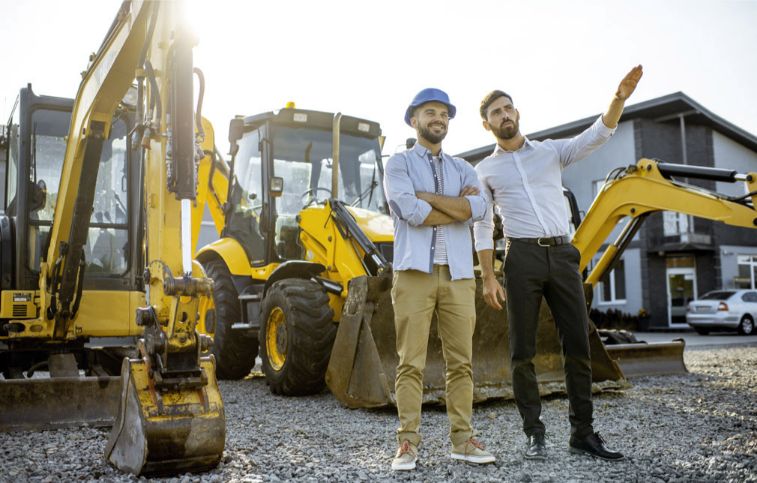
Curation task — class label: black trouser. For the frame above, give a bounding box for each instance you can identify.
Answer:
[503,239,594,439]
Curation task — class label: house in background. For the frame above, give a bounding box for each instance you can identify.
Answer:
[458,92,757,329]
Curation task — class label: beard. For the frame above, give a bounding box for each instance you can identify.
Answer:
[418,122,447,144]
[491,118,519,140]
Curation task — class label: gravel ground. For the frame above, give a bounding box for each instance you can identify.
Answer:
[1,344,756,482]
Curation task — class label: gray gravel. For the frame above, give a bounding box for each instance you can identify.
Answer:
[2,344,756,482]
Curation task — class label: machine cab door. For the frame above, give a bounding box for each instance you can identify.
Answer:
[223,123,268,265]
[6,85,140,291]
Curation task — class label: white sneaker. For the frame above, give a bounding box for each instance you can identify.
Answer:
[451,437,496,464]
[391,440,418,471]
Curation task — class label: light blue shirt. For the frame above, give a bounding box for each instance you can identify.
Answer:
[384,142,487,280]
[474,115,616,250]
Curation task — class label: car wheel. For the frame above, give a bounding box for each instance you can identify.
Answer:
[694,327,710,335]
[737,315,754,336]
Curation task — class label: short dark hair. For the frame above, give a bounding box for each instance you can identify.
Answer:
[479,90,513,120]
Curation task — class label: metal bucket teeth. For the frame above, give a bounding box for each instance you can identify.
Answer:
[105,357,225,476]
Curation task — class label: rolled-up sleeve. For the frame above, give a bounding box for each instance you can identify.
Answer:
[384,153,432,226]
[461,162,487,223]
[473,170,495,251]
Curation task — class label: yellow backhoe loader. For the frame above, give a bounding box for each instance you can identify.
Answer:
[0,0,223,476]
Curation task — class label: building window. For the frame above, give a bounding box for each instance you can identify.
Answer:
[736,255,757,289]
[663,211,690,235]
[598,259,626,303]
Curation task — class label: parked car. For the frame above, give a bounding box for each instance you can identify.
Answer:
[686,290,757,335]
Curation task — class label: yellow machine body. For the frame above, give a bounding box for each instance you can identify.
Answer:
[0,0,225,476]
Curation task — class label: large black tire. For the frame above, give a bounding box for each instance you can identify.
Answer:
[738,315,754,336]
[203,258,258,379]
[259,278,335,396]
[694,327,710,335]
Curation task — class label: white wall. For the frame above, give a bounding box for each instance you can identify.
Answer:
[712,131,757,196]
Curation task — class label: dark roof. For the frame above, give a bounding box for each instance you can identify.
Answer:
[456,92,757,163]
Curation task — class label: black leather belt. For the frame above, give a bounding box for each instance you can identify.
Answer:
[509,235,571,247]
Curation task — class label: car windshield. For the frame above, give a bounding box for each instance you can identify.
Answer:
[700,291,736,300]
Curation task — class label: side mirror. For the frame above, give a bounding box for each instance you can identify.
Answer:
[270,177,284,198]
[228,117,244,156]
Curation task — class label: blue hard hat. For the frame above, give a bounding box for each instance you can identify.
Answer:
[404,88,456,126]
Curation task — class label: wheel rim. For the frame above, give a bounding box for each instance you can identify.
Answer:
[266,307,287,371]
[743,317,754,335]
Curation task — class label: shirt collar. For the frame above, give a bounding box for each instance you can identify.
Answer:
[412,142,447,161]
[492,136,533,156]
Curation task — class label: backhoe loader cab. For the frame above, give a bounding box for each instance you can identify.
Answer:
[226,108,387,264]
[195,107,394,389]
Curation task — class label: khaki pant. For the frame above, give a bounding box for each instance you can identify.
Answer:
[392,266,476,447]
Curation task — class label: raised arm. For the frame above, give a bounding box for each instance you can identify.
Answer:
[557,65,644,168]
[602,64,643,129]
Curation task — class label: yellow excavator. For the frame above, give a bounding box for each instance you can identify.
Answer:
[0,0,223,476]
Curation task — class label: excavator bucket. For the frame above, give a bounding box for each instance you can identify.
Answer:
[327,275,631,408]
[0,376,121,432]
[105,356,225,476]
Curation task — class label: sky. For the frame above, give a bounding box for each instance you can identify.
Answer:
[1,0,756,157]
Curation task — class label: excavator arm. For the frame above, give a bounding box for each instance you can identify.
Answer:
[575,158,757,282]
[572,158,757,377]
[32,0,223,476]
[43,1,154,337]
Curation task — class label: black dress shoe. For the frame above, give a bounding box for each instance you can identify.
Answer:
[525,433,547,460]
[569,432,624,460]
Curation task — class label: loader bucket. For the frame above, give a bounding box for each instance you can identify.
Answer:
[326,275,628,409]
[105,356,225,476]
[605,339,687,377]
[0,375,121,432]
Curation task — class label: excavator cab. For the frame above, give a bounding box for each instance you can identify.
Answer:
[0,86,140,422]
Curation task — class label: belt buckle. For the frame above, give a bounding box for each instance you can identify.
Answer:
[537,237,551,247]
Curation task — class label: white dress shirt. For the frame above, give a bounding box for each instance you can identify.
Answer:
[473,115,615,251]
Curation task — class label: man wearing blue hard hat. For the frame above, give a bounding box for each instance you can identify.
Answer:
[384,88,495,470]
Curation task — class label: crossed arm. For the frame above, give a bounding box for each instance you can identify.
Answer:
[416,185,479,225]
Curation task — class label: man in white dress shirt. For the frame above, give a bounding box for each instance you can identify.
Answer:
[473,66,643,461]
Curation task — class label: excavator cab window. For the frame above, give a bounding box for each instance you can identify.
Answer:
[3,97,21,213]
[24,108,71,271]
[87,118,129,274]
[19,108,130,275]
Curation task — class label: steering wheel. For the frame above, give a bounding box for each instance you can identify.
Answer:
[300,187,332,207]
